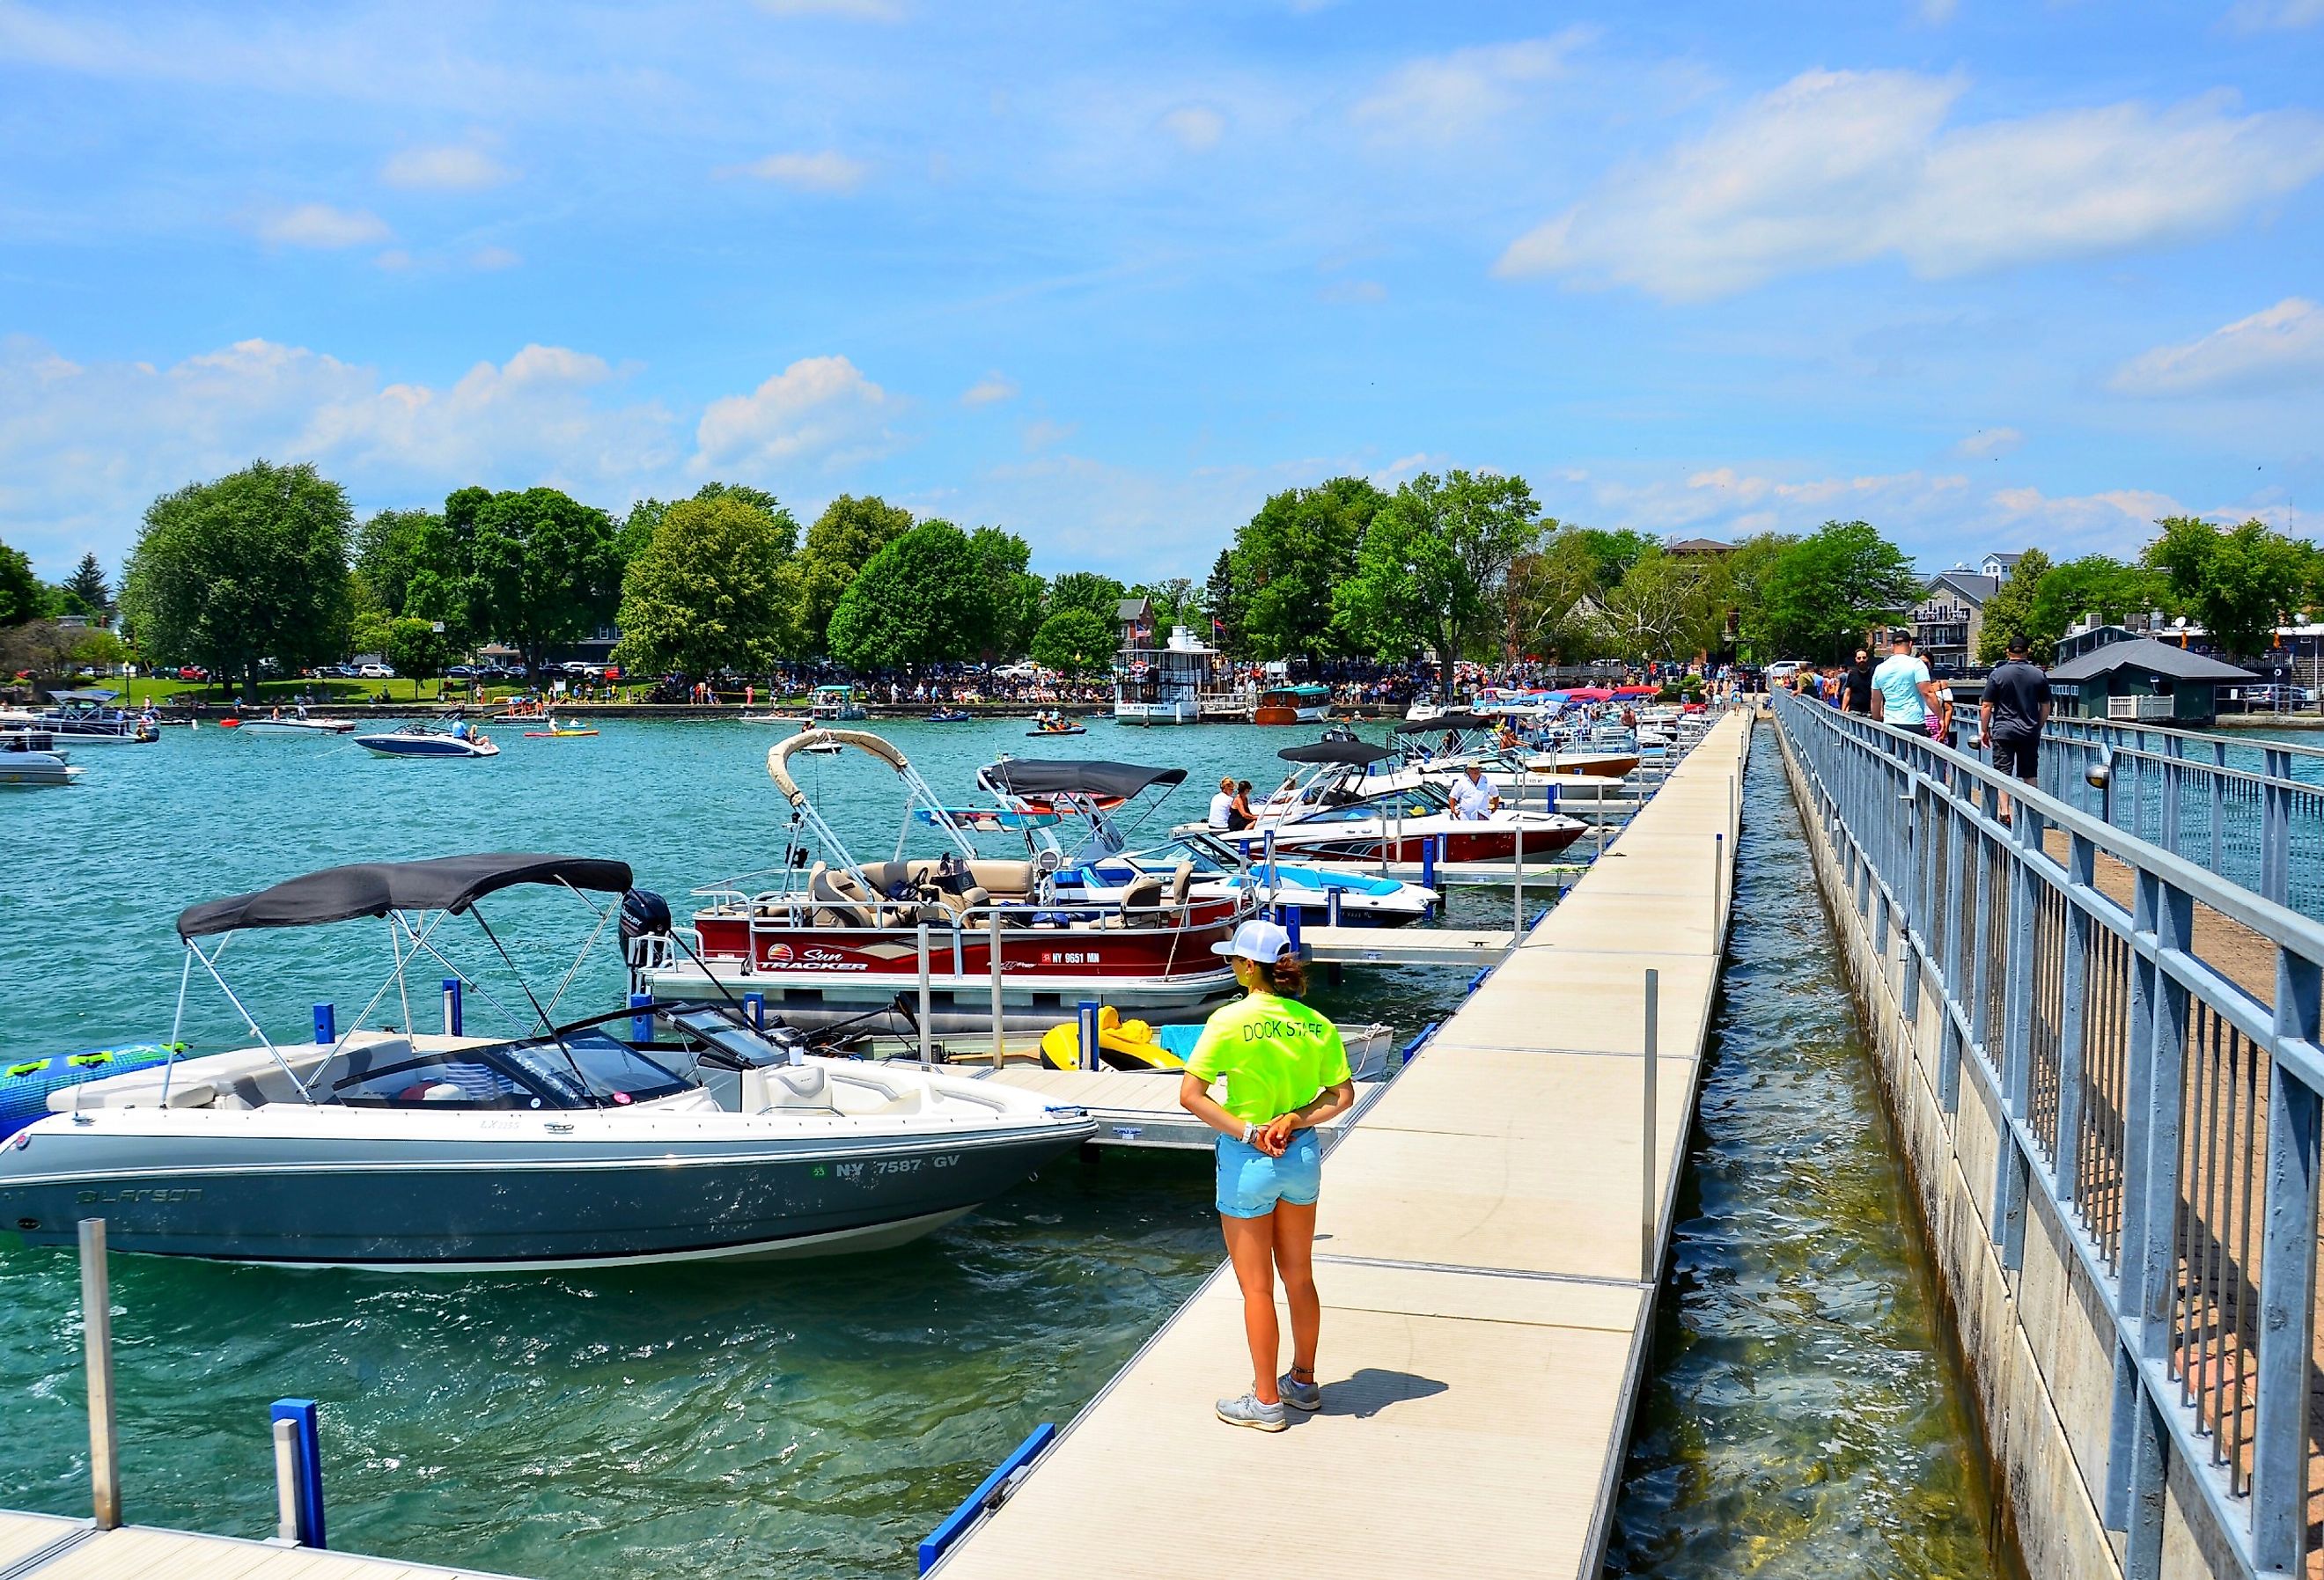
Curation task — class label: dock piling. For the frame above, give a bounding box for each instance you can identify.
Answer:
[1512,824,1525,937]
[268,1398,327,1548]
[271,1417,300,1543]
[744,990,765,1031]
[312,1003,335,1045]
[1077,1001,1100,1072]
[78,1217,120,1531]
[916,926,933,1068]
[628,992,652,1045]
[989,913,1005,1065]
[1642,968,1659,1282]
[441,977,462,1037]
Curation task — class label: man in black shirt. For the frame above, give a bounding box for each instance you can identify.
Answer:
[1980,632,2051,820]
[1842,649,1874,714]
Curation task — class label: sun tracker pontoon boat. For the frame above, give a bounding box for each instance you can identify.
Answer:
[36,690,158,745]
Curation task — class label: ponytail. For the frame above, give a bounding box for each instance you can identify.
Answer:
[1263,954,1307,1000]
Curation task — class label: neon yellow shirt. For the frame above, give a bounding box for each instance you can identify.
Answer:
[1186,991,1352,1128]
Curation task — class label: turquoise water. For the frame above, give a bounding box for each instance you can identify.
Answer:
[0,716,1494,1577]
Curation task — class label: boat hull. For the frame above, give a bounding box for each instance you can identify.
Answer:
[356,735,498,758]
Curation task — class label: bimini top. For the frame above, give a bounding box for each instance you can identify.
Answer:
[1392,711,1497,735]
[979,759,1188,800]
[768,728,911,809]
[176,853,635,938]
[1277,740,1397,766]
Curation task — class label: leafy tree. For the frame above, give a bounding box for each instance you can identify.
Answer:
[1030,606,1117,674]
[63,554,110,618]
[1504,527,1604,660]
[1203,548,1239,655]
[1719,533,1797,662]
[353,508,445,614]
[2143,516,2317,658]
[1334,469,1543,700]
[1133,577,1200,636]
[1590,546,1728,664]
[613,493,798,678]
[1975,548,2053,665]
[618,483,791,574]
[1570,528,1653,592]
[826,521,989,670]
[0,619,123,692]
[2026,555,2171,650]
[1,539,48,626]
[970,527,1045,658]
[783,495,914,657]
[1233,476,1383,660]
[383,616,455,699]
[120,460,355,701]
[1046,571,1128,621]
[448,486,622,679]
[1748,520,1920,663]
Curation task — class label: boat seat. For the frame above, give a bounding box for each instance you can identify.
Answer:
[808,863,875,929]
[864,1084,929,1116]
[967,860,1035,898]
[1167,861,1194,906]
[1121,875,1166,914]
[742,1063,835,1112]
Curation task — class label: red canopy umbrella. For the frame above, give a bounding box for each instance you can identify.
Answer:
[1612,684,1660,696]
[1563,686,1615,702]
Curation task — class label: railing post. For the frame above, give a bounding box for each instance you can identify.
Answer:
[1993,822,2038,1266]
[989,912,1007,1066]
[2119,873,2191,1360]
[2252,947,2323,1569]
[79,1218,120,1531]
[2262,746,2291,907]
[2053,834,2094,1206]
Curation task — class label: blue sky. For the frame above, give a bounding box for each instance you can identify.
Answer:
[2,0,2320,582]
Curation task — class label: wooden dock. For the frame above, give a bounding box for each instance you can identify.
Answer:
[0,1515,521,1579]
[930,709,1750,1580]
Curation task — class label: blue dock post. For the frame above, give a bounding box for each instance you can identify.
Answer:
[629,992,654,1044]
[440,978,462,1038]
[1077,1000,1101,1071]
[269,1399,326,1548]
[743,991,765,1030]
[1419,837,1438,892]
[1325,886,1342,927]
[1281,904,1303,953]
[312,1003,335,1046]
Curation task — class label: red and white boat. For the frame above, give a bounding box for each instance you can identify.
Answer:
[629,728,1250,1033]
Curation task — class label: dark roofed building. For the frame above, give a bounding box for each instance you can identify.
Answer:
[1912,570,2000,672]
[2048,637,2253,726]
[1666,537,1733,557]
[1116,597,1155,649]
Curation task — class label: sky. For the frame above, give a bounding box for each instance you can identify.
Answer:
[2,0,2320,583]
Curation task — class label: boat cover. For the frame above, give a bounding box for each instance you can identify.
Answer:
[978,760,1188,798]
[1276,740,1397,764]
[177,853,635,937]
[1391,711,1498,734]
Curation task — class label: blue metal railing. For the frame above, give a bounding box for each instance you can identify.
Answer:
[1776,691,2324,1580]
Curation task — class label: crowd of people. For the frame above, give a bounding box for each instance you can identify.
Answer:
[1784,634,2052,819]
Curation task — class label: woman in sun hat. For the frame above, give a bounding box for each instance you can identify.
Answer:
[1179,917,1357,1433]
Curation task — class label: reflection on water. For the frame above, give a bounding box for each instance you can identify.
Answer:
[1609,726,2021,1580]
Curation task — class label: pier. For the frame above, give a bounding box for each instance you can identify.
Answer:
[928,709,1749,1579]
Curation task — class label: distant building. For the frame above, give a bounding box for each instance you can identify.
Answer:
[1912,570,1999,671]
[1979,551,2023,580]
[2047,638,2253,726]
[1116,597,1154,650]
[2054,613,2205,667]
[1666,537,1734,557]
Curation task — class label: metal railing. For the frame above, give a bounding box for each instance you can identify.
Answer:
[1775,691,2324,1580]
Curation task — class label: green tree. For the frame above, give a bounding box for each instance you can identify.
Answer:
[1975,548,2053,665]
[383,616,455,700]
[1132,577,1200,636]
[120,460,355,701]
[1334,469,1543,700]
[1,540,48,626]
[1203,548,1239,655]
[1030,606,1117,674]
[2026,555,2171,650]
[1590,546,1728,664]
[1720,532,1797,662]
[2143,516,2316,658]
[449,486,622,679]
[618,483,791,574]
[1504,527,1604,660]
[782,494,914,657]
[353,508,446,615]
[1749,520,1920,663]
[1233,476,1383,660]
[1046,571,1128,621]
[826,521,989,670]
[613,493,797,678]
[970,527,1045,658]
[63,554,110,618]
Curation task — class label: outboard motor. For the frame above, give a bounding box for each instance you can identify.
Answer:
[620,888,673,984]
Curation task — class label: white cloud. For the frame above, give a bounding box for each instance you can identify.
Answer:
[960,374,1018,407]
[256,202,392,248]
[1161,106,1225,151]
[1987,485,2181,555]
[1497,71,2324,299]
[2110,298,2324,396]
[1319,278,1387,305]
[726,151,870,193]
[694,356,897,472]
[381,143,514,191]
[1021,418,1076,452]
[755,0,903,17]
[2227,0,2324,30]
[1955,426,2022,458]
[470,246,522,271]
[1353,32,1593,148]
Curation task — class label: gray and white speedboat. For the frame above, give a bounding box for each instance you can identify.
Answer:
[0,853,1092,1268]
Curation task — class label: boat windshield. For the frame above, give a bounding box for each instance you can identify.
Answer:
[1116,837,1235,877]
[329,1033,691,1111]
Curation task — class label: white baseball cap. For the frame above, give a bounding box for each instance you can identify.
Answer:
[1211,918,1295,963]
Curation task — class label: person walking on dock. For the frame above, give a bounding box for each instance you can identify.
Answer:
[1842,649,1874,715]
[1980,633,2051,823]
[1179,920,1357,1432]
[1869,633,1938,733]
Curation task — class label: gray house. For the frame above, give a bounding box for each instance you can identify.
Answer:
[2047,638,2254,726]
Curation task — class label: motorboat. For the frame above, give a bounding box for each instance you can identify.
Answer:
[630,729,1250,1033]
[0,853,1093,1268]
[1391,713,1640,784]
[4,1042,183,1137]
[1027,722,1086,737]
[356,723,501,758]
[1036,1006,1395,1078]
[228,714,355,738]
[926,708,973,724]
[1209,739,1588,863]
[810,684,867,722]
[1252,681,1334,725]
[739,712,811,728]
[36,690,158,746]
[1,731,81,788]
[975,758,1434,927]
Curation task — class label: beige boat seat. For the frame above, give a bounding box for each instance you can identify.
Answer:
[1122,875,1166,915]
[741,1063,834,1113]
[1167,861,1194,907]
[808,862,876,928]
[967,860,1035,898]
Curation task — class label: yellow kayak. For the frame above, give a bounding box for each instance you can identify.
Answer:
[1039,1006,1187,1072]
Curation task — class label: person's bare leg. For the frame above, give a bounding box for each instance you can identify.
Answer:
[1222,1213,1281,1402]
[1273,1200,1321,1380]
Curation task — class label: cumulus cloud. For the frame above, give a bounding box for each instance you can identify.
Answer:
[2110,298,2324,396]
[1353,32,1593,148]
[1986,484,2182,555]
[256,202,392,248]
[694,356,897,472]
[1955,426,2023,458]
[726,151,870,193]
[1161,106,1225,151]
[960,373,1018,407]
[1497,71,2324,299]
[381,143,514,190]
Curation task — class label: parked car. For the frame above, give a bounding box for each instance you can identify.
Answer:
[992,661,1041,680]
[1764,661,1806,686]
[176,665,208,681]
[357,662,394,680]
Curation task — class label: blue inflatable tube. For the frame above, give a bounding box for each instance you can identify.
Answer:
[2,1043,184,1137]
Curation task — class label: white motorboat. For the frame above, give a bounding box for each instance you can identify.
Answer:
[0,854,1093,1268]
[356,723,500,758]
[36,689,158,745]
[232,715,354,738]
[1199,739,1589,863]
[1,731,80,788]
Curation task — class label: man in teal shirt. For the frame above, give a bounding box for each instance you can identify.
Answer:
[1871,633,1938,732]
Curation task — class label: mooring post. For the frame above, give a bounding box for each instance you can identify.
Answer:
[79,1217,120,1531]
[1512,822,1526,937]
[1641,969,1660,1283]
[743,990,765,1031]
[1077,1000,1101,1072]
[269,1398,326,1548]
[1419,836,1437,893]
[312,1003,335,1046]
[989,911,1006,1066]
[628,992,653,1045]
[1325,886,1342,928]
[440,977,462,1038]
[272,1416,301,1544]
[915,924,933,1068]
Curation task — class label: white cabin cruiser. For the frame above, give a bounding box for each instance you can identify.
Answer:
[1,731,80,788]
[0,854,1092,1268]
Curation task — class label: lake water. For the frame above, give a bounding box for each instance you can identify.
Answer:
[0,715,2010,1577]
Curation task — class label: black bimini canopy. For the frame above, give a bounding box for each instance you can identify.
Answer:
[177,853,636,939]
[1277,740,1397,765]
[978,760,1188,799]
[1392,711,1499,735]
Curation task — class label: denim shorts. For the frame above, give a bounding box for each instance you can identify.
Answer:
[1215,1128,1322,1218]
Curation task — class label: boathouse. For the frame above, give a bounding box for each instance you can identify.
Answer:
[2045,636,2253,725]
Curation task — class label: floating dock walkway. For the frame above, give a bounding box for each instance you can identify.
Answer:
[930,709,1749,1580]
[0,1513,521,1579]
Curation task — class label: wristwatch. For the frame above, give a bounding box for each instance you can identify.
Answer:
[1240,1121,1256,1145]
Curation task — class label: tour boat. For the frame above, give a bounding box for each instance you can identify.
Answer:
[230,716,355,738]
[630,730,1250,1033]
[355,724,501,759]
[1204,739,1589,863]
[1114,626,1246,725]
[0,731,81,788]
[36,690,158,745]
[0,854,1093,1268]
[1252,681,1334,725]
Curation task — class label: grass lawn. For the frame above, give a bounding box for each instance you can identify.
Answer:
[123,676,453,707]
